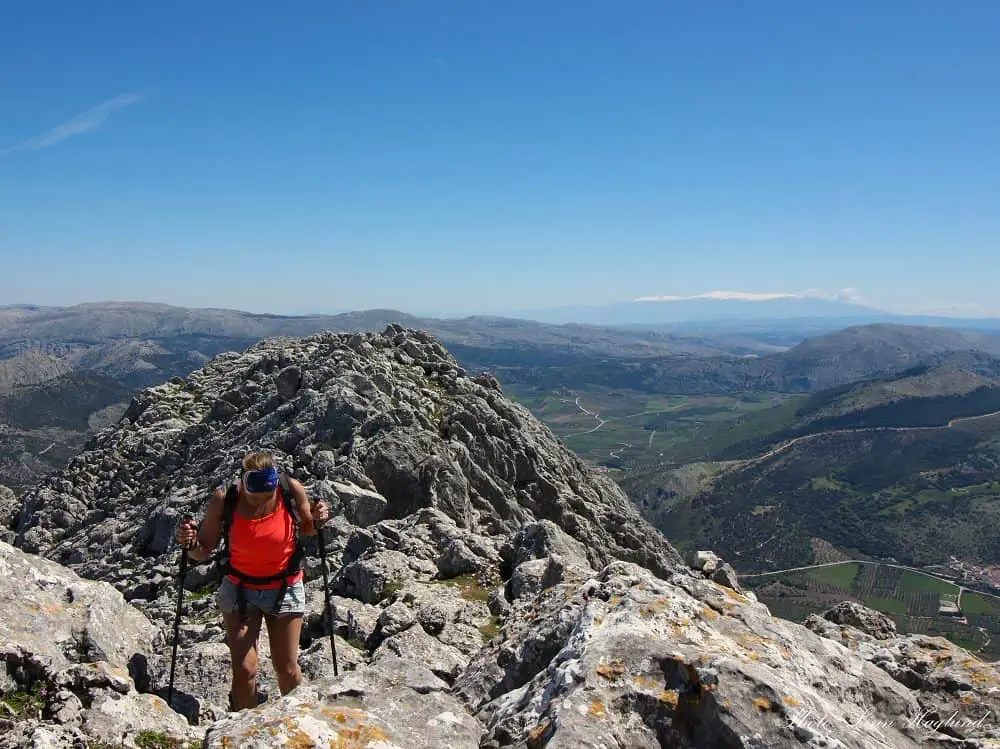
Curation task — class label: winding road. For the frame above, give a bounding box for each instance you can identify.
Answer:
[746,408,1000,466]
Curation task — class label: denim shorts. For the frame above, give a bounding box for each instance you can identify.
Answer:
[217,577,307,617]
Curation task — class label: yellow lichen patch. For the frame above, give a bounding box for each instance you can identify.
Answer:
[699,606,719,621]
[593,616,603,627]
[783,696,801,708]
[329,724,390,749]
[588,698,607,717]
[320,707,368,725]
[639,597,671,618]
[286,729,317,749]
[753,697,773,711]
[597,660,626,680]
[747,652,761,661]
[608,595,621,608]
[527,717,553,749]
[721,587,749,604]
[632,674,659,690]
[658,690,679,707]
[961,693,975,705]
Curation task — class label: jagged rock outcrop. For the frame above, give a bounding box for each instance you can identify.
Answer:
[807,603,1000,744]
[0,540,200,748]
[7,326,1000,747]
[0,484,17,544]
[205,657,484,747]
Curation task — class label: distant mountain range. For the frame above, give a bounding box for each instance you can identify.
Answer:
[505,293,1000,331]
[509,294,886,325]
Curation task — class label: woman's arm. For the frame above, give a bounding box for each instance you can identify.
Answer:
[182,487,226,561]
[287,477,328,536]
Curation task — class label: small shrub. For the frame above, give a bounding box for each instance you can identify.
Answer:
[478,616,502,641]
[1,682,47,720]
[135,731,187,749]
[346,636,368,651]
[435,574,490,602]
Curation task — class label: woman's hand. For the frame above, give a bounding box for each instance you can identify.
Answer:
[175,518,198,549]
[311,500,330,527]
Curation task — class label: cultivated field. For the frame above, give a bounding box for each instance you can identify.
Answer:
[744,561,1000,659]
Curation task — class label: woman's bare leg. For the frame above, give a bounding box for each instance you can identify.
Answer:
[265,613,304,695]
[223,610,263,710]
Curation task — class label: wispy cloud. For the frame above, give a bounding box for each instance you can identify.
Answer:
[635,290,800,302]
[634,288,864,303]
[2,93,142,154]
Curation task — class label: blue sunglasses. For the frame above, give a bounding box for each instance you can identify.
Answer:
[244,467,279,493]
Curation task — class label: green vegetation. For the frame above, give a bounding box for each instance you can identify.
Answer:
[805,562,860,589]
[135,731,187,749]
[434,573,491,602]
[961,592,1000,615]
[381,582,404,601]
[506,384,803,470]
[478,616,502,641]
[346,636,368,651]
[0,682,47,720]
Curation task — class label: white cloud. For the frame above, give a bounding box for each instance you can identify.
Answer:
[2,93,142,154]
[635,288,865,304]
[635,290,800,302]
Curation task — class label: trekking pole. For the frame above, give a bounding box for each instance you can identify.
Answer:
[167,515,194,708]
[315,513,339,676]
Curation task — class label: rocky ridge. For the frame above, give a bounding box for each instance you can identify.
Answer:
[5,326,1000,747]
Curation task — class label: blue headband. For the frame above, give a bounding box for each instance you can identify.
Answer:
[244,467,279,493]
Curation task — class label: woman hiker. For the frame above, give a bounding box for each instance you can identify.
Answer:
[174,451,330,710]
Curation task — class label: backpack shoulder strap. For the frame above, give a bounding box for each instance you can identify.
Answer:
[219,483,239,545]
[278,473,301,528]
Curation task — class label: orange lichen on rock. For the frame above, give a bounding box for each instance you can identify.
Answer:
[588,698,607,717]
[632,674,659,690]
[597,660,626,680]
[658,690,680,707]
[527,717,553,748]
[753,697,773,711]
[721,586,749,603]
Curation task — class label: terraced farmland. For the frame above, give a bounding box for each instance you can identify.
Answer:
[744,561,1000,660]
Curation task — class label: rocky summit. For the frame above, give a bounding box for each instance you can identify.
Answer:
[4,325,1000,747]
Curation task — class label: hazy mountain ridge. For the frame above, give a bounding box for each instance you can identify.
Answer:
[494,323,1000,396]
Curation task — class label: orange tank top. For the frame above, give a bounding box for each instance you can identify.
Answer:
[227,487,304,590]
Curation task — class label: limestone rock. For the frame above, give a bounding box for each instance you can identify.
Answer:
[808,602,1000,742]
[814,600,898,640]
[374,623,469,684]
[690,549,722,574]
[457,562,952,748]
[0,485,17,545]
[332,480,389,526]
[0,540,158,675]
[203,662,484,748]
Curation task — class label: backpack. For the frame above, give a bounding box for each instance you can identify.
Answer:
[214,473,306,618]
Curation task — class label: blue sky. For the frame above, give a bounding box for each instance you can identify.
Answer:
[2,1,998,317]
